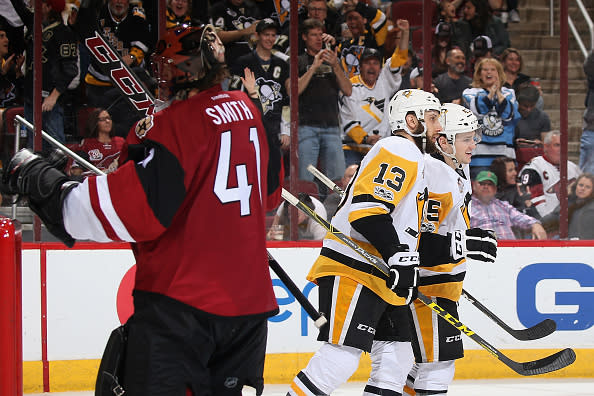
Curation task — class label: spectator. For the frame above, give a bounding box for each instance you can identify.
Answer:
[519,130,582,219]
[438,0,459,23]
[73,0,152,139]
[501,47,544,110]
[323,164,358,220]
[229,18,289,196]
[540,173,594,239]
[432,21,455,78]
[490,156,537,217]
[0,23,24,132]
[463,57,520,176]
[298,0,342,49]
[166,0,193,28]
[433,47,472,104]
[69,108,126,176]
[294,18,351,191]
[340,20,409,166]
[469,35,493,67]
[209,0,259,70]
[338,0,388,78]
[515,84,550,146]
[267,193,328,240]
[10,0,78,154]
[471,170,547,239]
[581,50,594,174]
[452,0,510,58]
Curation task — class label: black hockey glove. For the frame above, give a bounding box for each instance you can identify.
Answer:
[2,149,79,247]
[386,251,419,304]
[449,228,497,263]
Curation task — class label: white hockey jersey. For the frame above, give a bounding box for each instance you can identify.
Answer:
[308,135,427,305]
[421,154,472,301]
[519,156,581,218]
[339,50,406,154]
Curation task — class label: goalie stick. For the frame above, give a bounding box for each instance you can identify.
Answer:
[306,164,557,341]
[281,187,576,376]
[84,31,156,117]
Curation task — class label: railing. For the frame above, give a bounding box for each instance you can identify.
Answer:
[553,0,594,57]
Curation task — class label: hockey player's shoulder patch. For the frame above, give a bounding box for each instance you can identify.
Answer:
[374,185,394,201]
[135,115,154,139]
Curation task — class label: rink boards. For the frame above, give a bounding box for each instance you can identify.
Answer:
[19,241,594,392]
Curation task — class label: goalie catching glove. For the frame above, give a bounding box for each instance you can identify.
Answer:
[449,228,497,263]
[386,249,419,304]
[1,149,79,247]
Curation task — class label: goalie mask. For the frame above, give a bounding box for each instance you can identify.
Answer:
[152,24,226,100]
[437,103,481,165]
[388,89,441,137]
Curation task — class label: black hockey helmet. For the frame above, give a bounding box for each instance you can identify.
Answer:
[152,24,226,100]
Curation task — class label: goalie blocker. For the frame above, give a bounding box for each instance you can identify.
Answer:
[1,149,78,247]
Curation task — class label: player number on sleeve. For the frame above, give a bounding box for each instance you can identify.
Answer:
[372,163,406,191]
[214,128,261,216]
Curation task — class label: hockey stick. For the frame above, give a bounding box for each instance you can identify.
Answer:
[281,187,576,376]
[461,290,556,341]
[268,252,327,328]
[306,164,557,341]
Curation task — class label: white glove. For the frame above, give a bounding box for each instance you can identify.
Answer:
[449,228,497,263]
[386,251,419,304]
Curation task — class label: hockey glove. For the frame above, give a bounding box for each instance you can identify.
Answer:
[2,149,79,247]
[386,251,419,304]
[449,228,497,263]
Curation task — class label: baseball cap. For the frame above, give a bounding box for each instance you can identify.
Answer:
[256,18,280,34]
[435,22,452,37]
[360,47,382,62]
[45,0,66,13]
[475,170,498,185]
[471,35,493,57]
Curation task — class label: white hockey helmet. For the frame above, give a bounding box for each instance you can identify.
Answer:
[388,89,441,137]
[437,103,481,159]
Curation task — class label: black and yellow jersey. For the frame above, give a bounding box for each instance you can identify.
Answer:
[307,135,427,306]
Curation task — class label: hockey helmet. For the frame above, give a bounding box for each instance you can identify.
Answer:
[388,89,441,137]
[437,103,481,161]
[152,24,225,100]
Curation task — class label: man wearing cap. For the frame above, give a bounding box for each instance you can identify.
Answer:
[10,0,78,153]
[337,0,388,78]
[339,18,409,166]
[433,48,472,104]
[471,170,547,239]
[229,18,290,195]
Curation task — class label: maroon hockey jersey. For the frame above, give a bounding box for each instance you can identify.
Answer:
[63,85,279,318]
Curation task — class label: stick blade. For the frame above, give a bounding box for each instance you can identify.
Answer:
[508,348,576,376]
[510,319,557,341]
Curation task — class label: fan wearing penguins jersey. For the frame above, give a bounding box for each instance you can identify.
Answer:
[229,19,290,191]
[403,103,497,396]
[339,18,409,167]
[288,89,442,396]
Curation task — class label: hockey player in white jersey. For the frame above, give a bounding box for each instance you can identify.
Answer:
[404,103,498,396]
[288,89,443,396]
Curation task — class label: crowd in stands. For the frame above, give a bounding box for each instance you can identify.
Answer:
[0,0,592,240]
